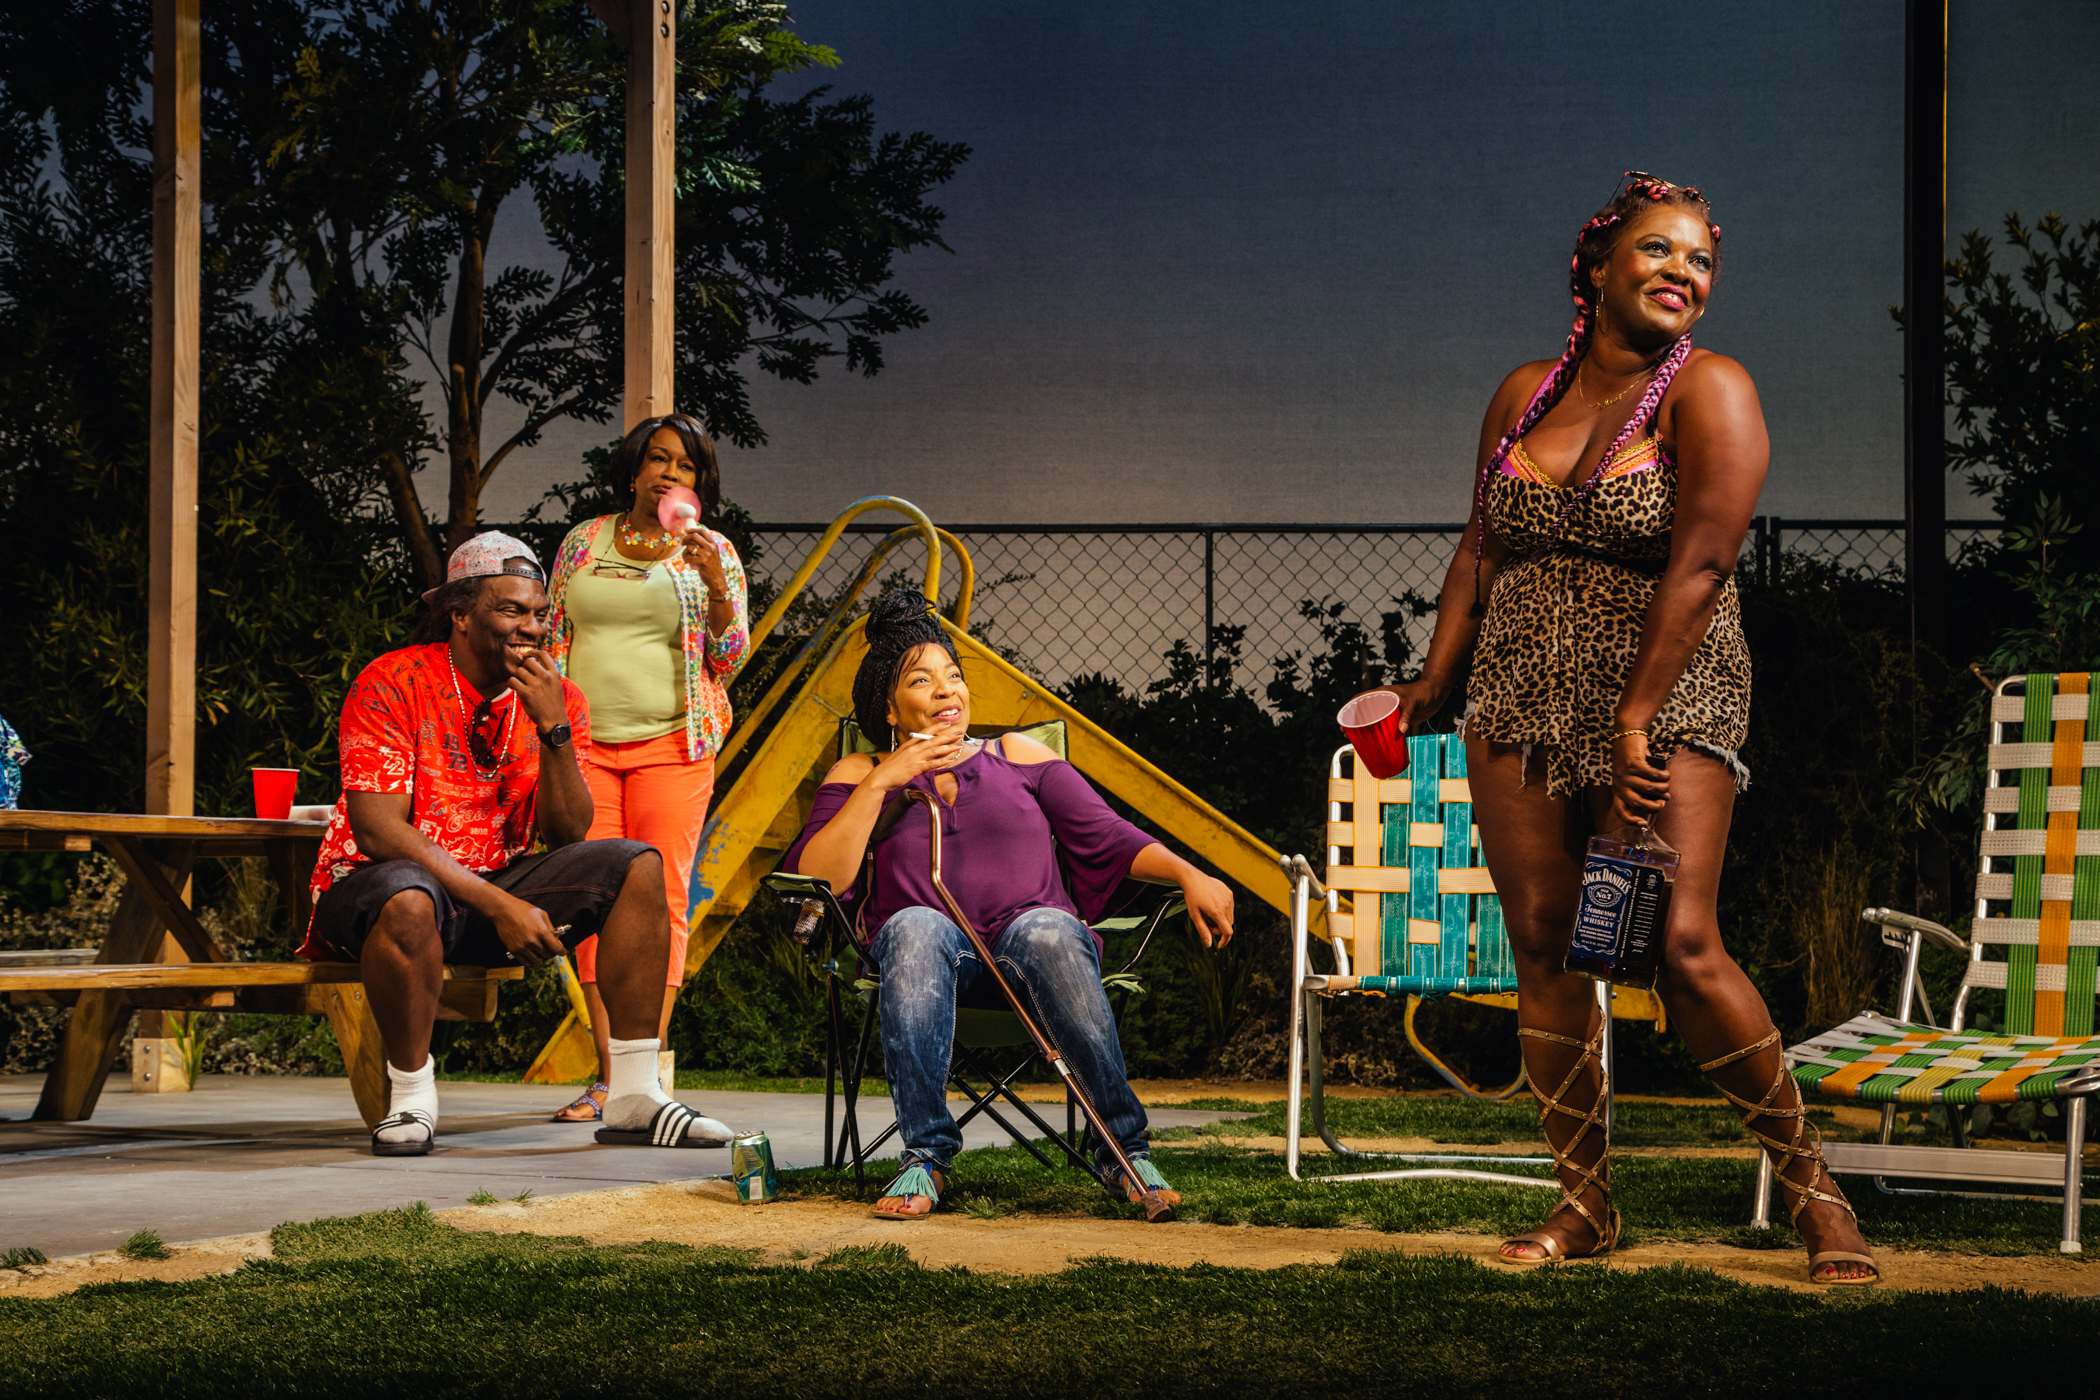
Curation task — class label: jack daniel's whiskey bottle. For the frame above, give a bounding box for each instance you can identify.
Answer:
[1563,824,1678,990]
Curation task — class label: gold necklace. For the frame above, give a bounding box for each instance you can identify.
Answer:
[1576,357,1647,410]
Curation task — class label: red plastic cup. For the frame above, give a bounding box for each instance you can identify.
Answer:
[1337,691,1410,780]
[252,768,299,820]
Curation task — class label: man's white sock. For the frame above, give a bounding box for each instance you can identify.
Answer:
[380,1057,438,1143]
[604,1037,732,1141]
[607,1036,669,1103]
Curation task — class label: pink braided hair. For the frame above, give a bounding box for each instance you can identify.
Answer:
[1468,173,1720,615]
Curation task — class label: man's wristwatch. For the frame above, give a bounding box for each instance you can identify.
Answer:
[538,722,573,750]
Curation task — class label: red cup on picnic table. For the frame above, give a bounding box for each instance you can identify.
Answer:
[252,768,299,820]
[1337,690,1409,780]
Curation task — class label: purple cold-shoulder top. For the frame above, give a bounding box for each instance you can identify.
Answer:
[780,739,1157,959]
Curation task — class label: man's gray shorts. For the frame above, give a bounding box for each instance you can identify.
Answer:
[309,839,655,965]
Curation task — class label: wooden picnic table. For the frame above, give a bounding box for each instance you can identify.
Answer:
[0,810,519,1127]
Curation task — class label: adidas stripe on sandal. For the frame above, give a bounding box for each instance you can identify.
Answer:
[594,1101,734,1149]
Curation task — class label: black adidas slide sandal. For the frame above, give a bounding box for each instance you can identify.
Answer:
[594,1101,733,1149]
[371,1109,435,1157]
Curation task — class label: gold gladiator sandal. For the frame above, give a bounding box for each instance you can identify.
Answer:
[1701,1030,1879,1286]
[1499,1025,1621,1266]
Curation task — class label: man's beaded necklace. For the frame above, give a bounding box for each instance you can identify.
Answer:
[447,649,516,782]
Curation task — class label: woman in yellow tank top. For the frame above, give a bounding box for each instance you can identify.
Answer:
[542,413,750,1117]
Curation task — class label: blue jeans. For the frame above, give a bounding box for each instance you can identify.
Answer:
[870,904,1151,1175]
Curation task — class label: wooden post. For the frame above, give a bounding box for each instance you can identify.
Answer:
[1904,0,1951,917]
[1903,0,1948,660]
[147,0,202,818]
[624,0,675,428]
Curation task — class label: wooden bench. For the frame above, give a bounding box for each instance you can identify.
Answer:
[1,811,521,1129]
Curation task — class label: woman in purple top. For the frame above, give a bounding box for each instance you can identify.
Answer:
[785,590,1235,1219]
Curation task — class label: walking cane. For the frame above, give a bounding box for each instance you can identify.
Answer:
[900,789,1174,1223]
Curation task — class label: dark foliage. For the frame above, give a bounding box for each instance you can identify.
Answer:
[225,0,968,584]
[0,1,959,817]
[1940,213,2100,569]
[0,8,414,817]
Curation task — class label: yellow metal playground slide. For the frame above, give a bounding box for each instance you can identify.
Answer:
[523,499,1295,1082]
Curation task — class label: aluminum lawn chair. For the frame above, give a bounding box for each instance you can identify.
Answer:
[1284,732,1666,1186]
[1760,670,2100,1253]
[760,718,1183,1195]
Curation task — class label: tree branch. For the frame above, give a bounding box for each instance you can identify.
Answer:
[477,268,608,409]
[480,398,589,489]
[380,449,445,590]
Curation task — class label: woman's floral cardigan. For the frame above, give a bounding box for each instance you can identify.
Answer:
[544,516,751,762]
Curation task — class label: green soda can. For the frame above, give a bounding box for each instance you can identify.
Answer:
[731,1131,777,1203]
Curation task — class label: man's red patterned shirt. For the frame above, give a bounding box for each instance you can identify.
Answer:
[298,644,590,958]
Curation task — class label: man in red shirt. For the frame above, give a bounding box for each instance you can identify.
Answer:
[303,532,737,1156]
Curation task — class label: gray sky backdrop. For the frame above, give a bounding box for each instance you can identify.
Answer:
[473,0,2100,526]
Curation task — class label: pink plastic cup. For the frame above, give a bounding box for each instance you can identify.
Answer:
[252,768,299,820]
[1337,691,1410,780]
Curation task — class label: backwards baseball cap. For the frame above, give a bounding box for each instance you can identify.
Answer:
[421,530,546,603]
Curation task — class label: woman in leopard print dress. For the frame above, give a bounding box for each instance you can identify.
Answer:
[1379,175,1877,1285]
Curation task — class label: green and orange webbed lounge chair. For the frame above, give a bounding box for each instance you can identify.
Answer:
[1766,671,2100,1254]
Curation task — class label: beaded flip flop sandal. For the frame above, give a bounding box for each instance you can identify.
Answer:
[1112,1157,1183,1207]
[872,1165,949,1221]
[553,1083,608,1122]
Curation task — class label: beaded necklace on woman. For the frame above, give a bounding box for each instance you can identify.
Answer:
[615,512,679,559]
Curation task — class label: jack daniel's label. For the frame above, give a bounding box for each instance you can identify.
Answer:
[1567,853,1669,987]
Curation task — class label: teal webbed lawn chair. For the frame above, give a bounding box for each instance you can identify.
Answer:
[761,718,1183,1196]
[1284,732,1666,1186]
[1761,671,2100,1253]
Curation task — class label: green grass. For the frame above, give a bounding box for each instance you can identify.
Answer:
[812,1242,917,1271]
[783,1141,2094,1257]
[117,1231,169,1263]
[465,1189,497,1207]
[2,1247,48,1270]
[0,1204,2083,1395]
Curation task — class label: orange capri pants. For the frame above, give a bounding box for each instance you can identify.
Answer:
[574,729,714,988]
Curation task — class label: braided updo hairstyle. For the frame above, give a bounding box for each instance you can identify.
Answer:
[852,588,960,749]
[1468,173,1722,613]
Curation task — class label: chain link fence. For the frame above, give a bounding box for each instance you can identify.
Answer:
[1741,518,2005,586]
[743,518,2002,697]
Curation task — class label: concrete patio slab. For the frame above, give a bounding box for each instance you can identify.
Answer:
[0,1074,1245,1259]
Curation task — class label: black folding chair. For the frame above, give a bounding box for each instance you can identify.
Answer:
[760,719,1182,1194]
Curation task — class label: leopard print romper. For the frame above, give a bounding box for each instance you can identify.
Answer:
[1463,431,1752,797]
